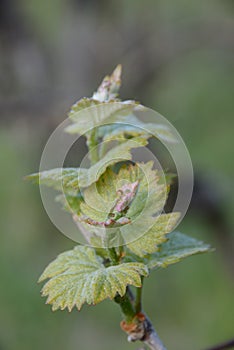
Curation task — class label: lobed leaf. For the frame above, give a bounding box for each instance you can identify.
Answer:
[101,115,177,144]
[79,161,167,226]
[146,231,211,269]
[39,245,148,311]
[68,98,101,118]
[66,101,138,135]
[26,137,148,192]
[77,161,170,249]
[126,212,180,257]
[78,137,148,188]
[67,65,122,121]
[67,104,177,145]
[25,168,80,194]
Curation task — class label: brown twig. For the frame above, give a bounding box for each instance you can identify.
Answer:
[140,316,166,350]
[121,312,166,350]
[120,287,166,349]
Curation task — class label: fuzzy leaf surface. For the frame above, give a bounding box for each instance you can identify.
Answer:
[101,114,177,144]
[78,137,148,188]
[66,65,129,134]
[79,161,167,224]
[147,232,211,269]
[92,64,122,102]
[67,104,177,145]
[39,246,148,311]
[126,212,180,257]
[66,101,138,135]
[26,137,147,192]
[78,161,170,250]
[26,168,80,194]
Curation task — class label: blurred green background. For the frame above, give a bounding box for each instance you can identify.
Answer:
[0,1,233,349]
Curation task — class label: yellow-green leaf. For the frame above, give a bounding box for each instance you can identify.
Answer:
[25,168,80,194]
[26,137,148,192]
[146,232,212,269]
[66,101,138,135]
[126,213,181,257]
[39,246,148,311]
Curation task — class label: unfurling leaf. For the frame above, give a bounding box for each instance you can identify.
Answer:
[26,65,212,326]
[66,101,138,135]
[66,64,176,143]
[101,115,177,144]
[78,161,168,239]
[78,136,148,188]
[67,103,177,144]
[68,65,122,122]
[93,64,122,102]
[26,137,148,193]
[146,232,211,269]
[25,168,80,194]
[126,212,180,257]
[114,181,139,213]
[39,246,148,311]
[68,98,100,118]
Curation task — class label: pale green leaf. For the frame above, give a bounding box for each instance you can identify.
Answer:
[78,137,148,188]
[39,245,148,311]
[79,161,167,224]
[26,137,148,192]
[25,168,80,194]
[126,212,180,257]
[92,64,122,102]
[68,98,101,118]
[66,65,176,142]
[67,104,177,144]
[68,65,122,121]
[77,161,170,250]
[101,115,177,144]
[65,102,138,135]
[123,161,167,218]
[146,232,211,269]
[118,162,170,243]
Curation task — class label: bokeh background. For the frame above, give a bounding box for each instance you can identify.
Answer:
[0,1,234,349]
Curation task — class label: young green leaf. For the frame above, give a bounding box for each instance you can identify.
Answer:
[26,168,80,194]
[67,103,177,144]
[101,114,177,144]
[92,64,122,102]
[78,161,167,231]
[26,65,212,350]
[126,212,180,257]
[146,231,211,269]
[26,137,148,192]
[67,65,122,123]
[39,245,148,311]
[66,102,138,135]
[68,97,100,117]
[78,136,148,188]
[75,161,174,254]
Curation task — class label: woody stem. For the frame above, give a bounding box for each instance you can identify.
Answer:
[115,288,167,350]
